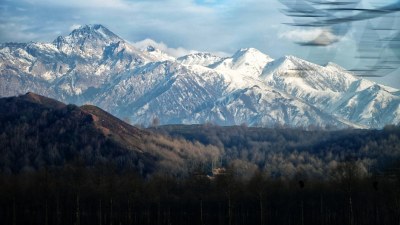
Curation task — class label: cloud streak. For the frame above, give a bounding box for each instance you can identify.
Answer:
[280,28,341,46]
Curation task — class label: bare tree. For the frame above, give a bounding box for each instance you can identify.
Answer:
[151,117,160,128]
[331,161,363,225]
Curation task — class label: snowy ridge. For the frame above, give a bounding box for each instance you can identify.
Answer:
[214,48,273,77]
[144,45,175,62]
[177,52,224,67]
[0,24,399,129]
[260,56,400,128]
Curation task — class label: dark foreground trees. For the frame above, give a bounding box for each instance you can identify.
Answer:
[1,162,400,225]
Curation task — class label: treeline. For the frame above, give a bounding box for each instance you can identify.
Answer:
[152,124,400,179]
[1,161,400,225]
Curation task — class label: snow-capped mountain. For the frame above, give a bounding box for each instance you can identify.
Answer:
[0,24,155,100]
[213,48,274,78]
[261,56,400,128]
[1,24,399,129]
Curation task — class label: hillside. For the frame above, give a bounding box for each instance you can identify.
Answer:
[0,93,219,175]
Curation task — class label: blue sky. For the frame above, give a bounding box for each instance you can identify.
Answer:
[0,0,399,88]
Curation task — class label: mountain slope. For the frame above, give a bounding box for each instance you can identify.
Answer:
[0,93,219,175]
[261,56,400,128]
[0,24,399,129]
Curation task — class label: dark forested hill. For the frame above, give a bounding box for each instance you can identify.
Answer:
[0,93,219,175]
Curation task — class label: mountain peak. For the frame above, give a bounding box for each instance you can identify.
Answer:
[232,48,267,58]
[21,92,66,109]
[53,24,123,49]
[231,48,273,65]
[69,24,120,40]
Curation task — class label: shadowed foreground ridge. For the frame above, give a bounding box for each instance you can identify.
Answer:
[0,92,149,173]
[0,92,217,175]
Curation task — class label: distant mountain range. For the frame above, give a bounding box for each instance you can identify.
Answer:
[1,24,399,129]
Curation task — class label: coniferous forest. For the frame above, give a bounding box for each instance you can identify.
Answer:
[1,93,400,225]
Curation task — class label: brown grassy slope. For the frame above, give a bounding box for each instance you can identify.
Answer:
[80,105,147,152]
[0,93,220,175]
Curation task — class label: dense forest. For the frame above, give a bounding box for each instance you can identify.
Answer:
[152,124,400,179]
[1,93,400,225]
[1,161,400,225]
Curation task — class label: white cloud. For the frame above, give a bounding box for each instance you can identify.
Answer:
[131,38,230,58]
[24,0,128,9]
[279,28,340,45]
[132,38,197,57]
